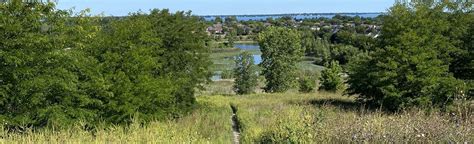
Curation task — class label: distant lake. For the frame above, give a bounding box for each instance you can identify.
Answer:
[235,43,259,50]
[202,13,381,21]
[235,43,262,64]
[212,43,262,81]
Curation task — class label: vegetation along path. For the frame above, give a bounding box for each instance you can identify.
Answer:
[231,105,241,144]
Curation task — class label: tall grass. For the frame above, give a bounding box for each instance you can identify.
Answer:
[230,93,473,143]
[0,97,233,143]
[1,92,472,143]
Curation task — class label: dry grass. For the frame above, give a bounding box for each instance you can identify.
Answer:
[1,92,472,143]
[0,97,233,143]
[228,93,473,143]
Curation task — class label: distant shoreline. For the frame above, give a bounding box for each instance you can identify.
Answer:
[199,12,383,17]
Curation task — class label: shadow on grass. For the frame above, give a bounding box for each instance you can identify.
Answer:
[304,98,380,113]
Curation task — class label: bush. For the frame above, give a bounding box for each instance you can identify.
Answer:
[298,71,319,93]
[319,61,344,92]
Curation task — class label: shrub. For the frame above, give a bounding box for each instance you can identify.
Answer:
[319,61,344,92]
[298,70,319,93]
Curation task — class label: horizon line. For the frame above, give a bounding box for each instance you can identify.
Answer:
[198,12,384,17]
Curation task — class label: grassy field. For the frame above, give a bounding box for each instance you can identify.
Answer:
[2,92,472,143]
[231,93,473,143]
[0,96,233,143]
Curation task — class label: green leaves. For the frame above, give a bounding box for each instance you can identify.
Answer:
[233,52,258,95]
[319,61,344,92]
[258,27,303,93]
[346,2,470,111]
[0,3,210,128]
[0,2,106,128]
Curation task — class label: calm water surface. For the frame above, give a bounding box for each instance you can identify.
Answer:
[213,43,262,81]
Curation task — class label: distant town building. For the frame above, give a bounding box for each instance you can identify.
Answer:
[207,23,223,34]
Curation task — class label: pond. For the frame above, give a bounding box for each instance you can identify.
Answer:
[235,43,260,50]
[235,43,262,64]
[212,43,262,81]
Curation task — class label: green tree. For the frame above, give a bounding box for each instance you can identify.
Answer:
[329,44,360,65]
[330,30,353,45]
[0,1,102,127]
[300,30,317,56]
[226,29,236,48]
[225,16,237,25]
[312,39,331,65]
[319,61,344,92]
[87,9,211,123]
[233,52,258,95]
[258,27,303,93]
[148,10,211,113]
[214,16,222,23]
[346,3,466,111]
[0,3,211,127]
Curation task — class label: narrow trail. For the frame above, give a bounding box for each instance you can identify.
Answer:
[230,105,241,144]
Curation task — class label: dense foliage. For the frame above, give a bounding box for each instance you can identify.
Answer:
[0,2,210,128]
[346,2,472,111]
[233,52,258,95]
[298,70,319,93]
[258,27,303,93]
[0,1,100,128]
[319,61,344,92]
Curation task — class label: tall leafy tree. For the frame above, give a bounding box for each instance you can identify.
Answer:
[226,28,236,48]
[148,10,211,111]
[300,30,317,56]
[86,9,211,123]
[233,52,258,95]
[258,27,303,93]
[0,2,211,127]
[0,1,102,127]
[346,2,466,111]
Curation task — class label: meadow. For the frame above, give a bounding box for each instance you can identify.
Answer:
[1,91,472,143]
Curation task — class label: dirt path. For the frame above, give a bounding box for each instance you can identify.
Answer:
[231,105,241,144]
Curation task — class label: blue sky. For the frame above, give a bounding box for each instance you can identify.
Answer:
[57,0,394,16]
